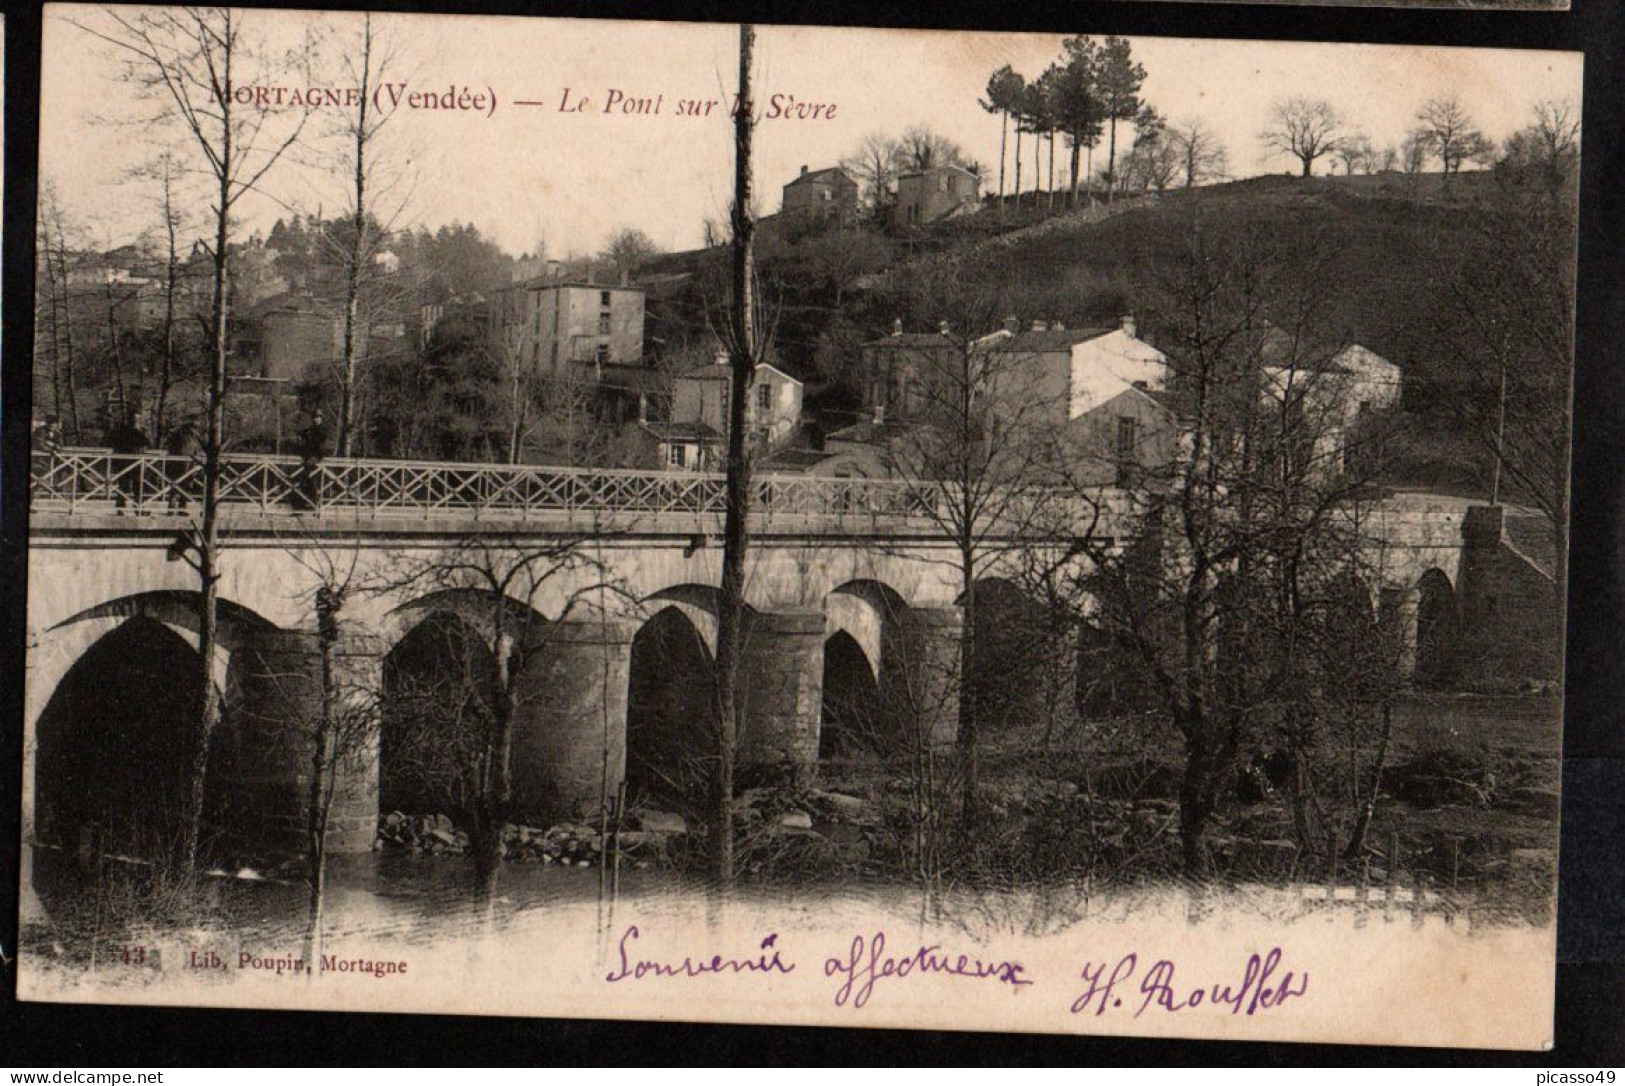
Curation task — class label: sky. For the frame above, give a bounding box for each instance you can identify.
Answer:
[40,5,1583,259]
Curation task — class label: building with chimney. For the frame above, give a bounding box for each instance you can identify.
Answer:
[781,165,858,228]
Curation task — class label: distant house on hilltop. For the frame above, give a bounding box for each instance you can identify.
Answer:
[782,165,858,228]
[892,164,981,229]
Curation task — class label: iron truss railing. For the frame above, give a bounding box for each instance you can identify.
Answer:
[28,448,1100,533]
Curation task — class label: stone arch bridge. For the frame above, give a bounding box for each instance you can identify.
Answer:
[24,450,1517,854]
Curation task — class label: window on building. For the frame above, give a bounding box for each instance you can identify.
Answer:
[596,344,610,365]
[757,383,772,412]
[600,291,612,307]
[598,313,611,335]
[1114,416,1138,486]
[668,444,687,469]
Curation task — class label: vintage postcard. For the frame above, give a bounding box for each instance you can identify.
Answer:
[19,4,1578,1048]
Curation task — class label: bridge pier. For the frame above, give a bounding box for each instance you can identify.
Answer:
[739,609,827,782]
[510,617,635,822]
[225,629,381,854]
[1380,585,1419,679]
[884,605,964,747]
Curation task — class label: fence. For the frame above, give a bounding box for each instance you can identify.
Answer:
[28,448,1098,533]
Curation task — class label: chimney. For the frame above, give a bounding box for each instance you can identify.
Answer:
[938,320,951,335]
[715,349,730,366]
[1053,321,1065,331]
[1031,319,1046,332]
[637,392,649,423]
[800,164,809,176]
[1121,314,1137,338]
[586,266,596,285]
[872,402,886,425]
[892,318,903,337]
[619,267,629,287]
[1003,316,1019,334]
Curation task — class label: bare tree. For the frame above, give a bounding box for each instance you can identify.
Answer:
[128,152,195,440]
[78,6,312,876]
[1334,133,1374,176]
[1122,107,1177,194]
[710,23,771,884]
[601,227,662,278]
[893,124,972,174]
[35,182,87,440]
[319,13,412,457]
[866,254,1070,838]
[385,535,636,878]
[1425,147,1576,614]
[840,132,901,216]
[1416,95,1492,176]
[1168,117,1228,188]
[1260,97,1344,178]
[1499,98,1580,196]
[1027,212,1404,878]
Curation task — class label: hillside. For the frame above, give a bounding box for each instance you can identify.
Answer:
[641,171,1566,498]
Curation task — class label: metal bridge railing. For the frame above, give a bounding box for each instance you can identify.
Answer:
[27,448,977,528]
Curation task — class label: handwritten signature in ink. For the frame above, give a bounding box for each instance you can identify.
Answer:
[1070,947,1308,1018]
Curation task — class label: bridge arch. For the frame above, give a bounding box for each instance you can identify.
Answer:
[819,581,907,759]
[382,587,552,657]
[378,609,503,820]
[25,591,278,849]
[625,602,719,815]
[1415,568,1458,687]
[48,589,277,650]
[32,615,236,859]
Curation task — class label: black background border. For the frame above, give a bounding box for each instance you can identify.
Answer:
[2,0,1621,1064]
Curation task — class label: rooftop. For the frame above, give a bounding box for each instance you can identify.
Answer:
[983,326,1116,353]
[640,421,724,443]
[785,166,854,188]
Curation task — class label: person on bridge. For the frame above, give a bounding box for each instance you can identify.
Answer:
[32,415,62,478]
[293,408,329,511]
[105,407,151,514]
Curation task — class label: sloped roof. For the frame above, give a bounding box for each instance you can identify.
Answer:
[640,421,723,443]
[675,361,803,386]
[862,332,963,350]
[785,167,854,188]
[982,326,1116,354]
[761,448,842,470]
[897,163,981,180]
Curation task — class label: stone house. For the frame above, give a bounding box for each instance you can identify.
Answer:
[492,273,645,380]
[634,355,805,471]
[892,164,982,229]
[1057,384,1183,487]
[781,165,858,228]
[977,315,1170,426]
